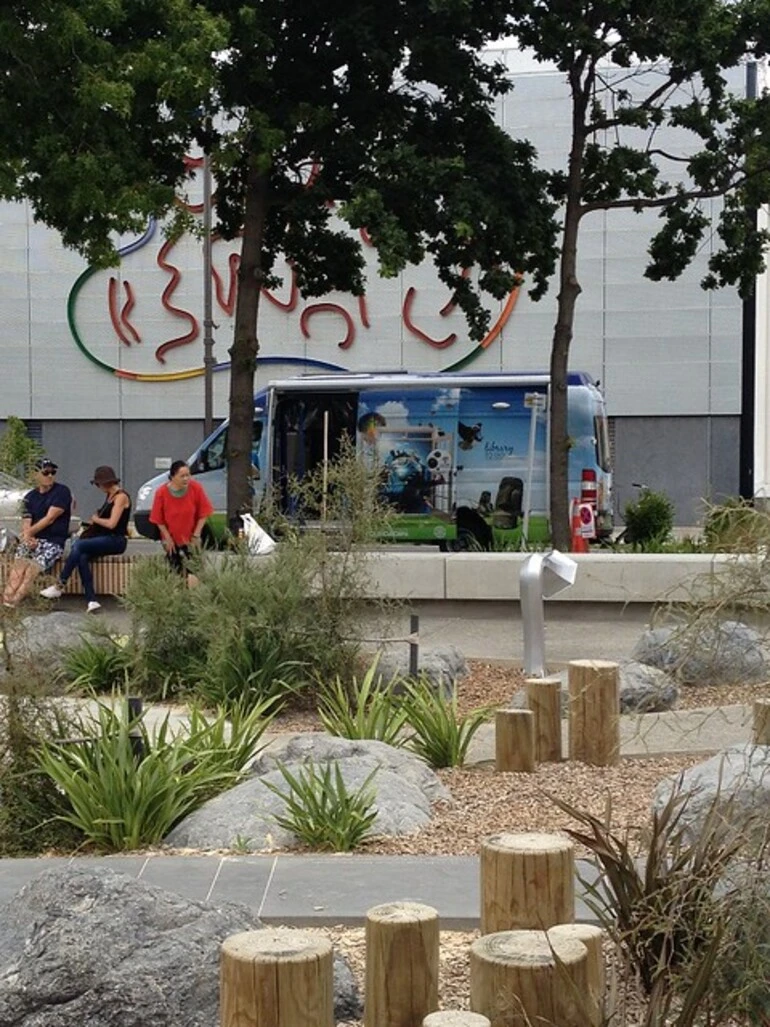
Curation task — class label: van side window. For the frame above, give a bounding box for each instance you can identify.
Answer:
[201,430,227,472]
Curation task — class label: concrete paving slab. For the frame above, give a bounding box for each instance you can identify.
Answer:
[138,853,221,901]
[260,854,480,928]
[207,855,275,913]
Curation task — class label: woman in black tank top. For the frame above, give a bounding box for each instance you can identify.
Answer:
[40,465,132,614]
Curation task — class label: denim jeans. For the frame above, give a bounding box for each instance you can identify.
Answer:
[59,535,127,603]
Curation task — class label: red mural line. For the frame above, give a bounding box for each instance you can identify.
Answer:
[155,238,200,363]
[438,268,471,318]
[212,253,240,315]
[120,281,141,345]
[300,303,356,350]
[357,294,370,329]
[263,266,299,312]
[108,277,134,347]
[402,287,457,349]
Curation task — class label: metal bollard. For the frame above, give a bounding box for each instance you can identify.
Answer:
[520,550,577,677]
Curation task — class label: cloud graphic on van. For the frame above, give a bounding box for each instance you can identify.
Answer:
[376,401,410,420]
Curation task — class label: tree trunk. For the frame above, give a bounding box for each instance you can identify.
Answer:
[227,162,268,528]
[549,77,588,551]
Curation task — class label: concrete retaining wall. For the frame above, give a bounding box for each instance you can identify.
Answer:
[360,551,741,604]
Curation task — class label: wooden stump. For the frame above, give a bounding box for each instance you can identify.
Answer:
[568,659,620,766]
[525,676,563,762]
[365,901,439,1027]
[220,929,333,1027]
[480,832,574,934]
[423,1013,491,1026]
[752,698,770,745]
[470,929,588,1027]
[495,709,535,772]
[548,923,605,1026]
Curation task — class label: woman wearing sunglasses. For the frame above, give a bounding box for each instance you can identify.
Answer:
[1,458,72,609]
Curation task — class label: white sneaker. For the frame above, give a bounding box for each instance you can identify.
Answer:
[40,585,63,599]
[86,601,102,614]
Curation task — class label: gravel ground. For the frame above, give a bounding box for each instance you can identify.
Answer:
[270,660,767,858]
[270,662,766,1023]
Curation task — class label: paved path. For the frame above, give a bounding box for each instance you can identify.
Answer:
[0,852,604,929]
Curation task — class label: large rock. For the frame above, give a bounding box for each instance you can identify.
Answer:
[508,662,678,715]
[374,644,467,696]
[0,865,361,1026]
[632,620,768,686]
[653,744,770,843]
[166,734,450,852]
[1,612,98,678]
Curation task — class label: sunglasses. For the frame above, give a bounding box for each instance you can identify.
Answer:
[40,469,57,476]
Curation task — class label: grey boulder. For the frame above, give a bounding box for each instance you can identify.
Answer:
[509,662,678,715]
[0,865,361,1026]
[1,612,97,678]
[632,620,767,686]
[166,734,450,852]
[375,644,467,696]
[653,744,770,843]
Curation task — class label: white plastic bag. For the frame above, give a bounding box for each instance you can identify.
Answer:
[240,513,276,556]
[0,527,18,555]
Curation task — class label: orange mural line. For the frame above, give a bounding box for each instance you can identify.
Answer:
[300,303,356,349]
[120,280,141,345]
[155,238,200,363]
[212,252,240,315]
[402,286,457,349]
[480,286,520,349]
[262,265,299,312]
[108,277,134,347]
[357,294,370,329]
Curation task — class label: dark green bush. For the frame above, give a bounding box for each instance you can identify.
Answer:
[623,487,674,548]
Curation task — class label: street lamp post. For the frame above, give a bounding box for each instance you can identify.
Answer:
[202,148,215,438]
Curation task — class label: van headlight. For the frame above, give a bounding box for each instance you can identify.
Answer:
[137,485,152,502]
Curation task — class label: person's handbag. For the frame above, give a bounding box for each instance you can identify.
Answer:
[240,513,276,555]
[79,522,109,539]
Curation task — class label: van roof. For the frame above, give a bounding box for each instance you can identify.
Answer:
[265,370,598,391]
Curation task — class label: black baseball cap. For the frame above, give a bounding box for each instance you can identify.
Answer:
[34,458,58,472]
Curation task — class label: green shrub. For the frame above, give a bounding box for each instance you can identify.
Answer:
[317,654,409,745]
[0,415,43,479]
[35,698,275,851]
[62,635,133,694]
[402,680,494,768]
[122,557,208,698]
[0,679,85,855]
[552,787,755,1026]
[264,760,379,852]
[623,487,675,549]
[702,497,770,553]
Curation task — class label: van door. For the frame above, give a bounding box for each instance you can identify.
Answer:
[272,390,358,514]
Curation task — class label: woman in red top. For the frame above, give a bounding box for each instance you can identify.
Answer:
[149,460,214,584]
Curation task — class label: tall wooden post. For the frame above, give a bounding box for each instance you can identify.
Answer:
[548,923,605,1027]
[568,659,620,766]
[525,676,563,762]
[365,901,439,1027]
[470,929,588,1027]
[220,929,333,1027]
[495,709,535,772]
[752,698,770,744]
[480,832,574,934]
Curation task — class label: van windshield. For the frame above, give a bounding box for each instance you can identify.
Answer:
[193,420,263,473]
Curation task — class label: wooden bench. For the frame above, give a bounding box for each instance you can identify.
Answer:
[0,552,138,597]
